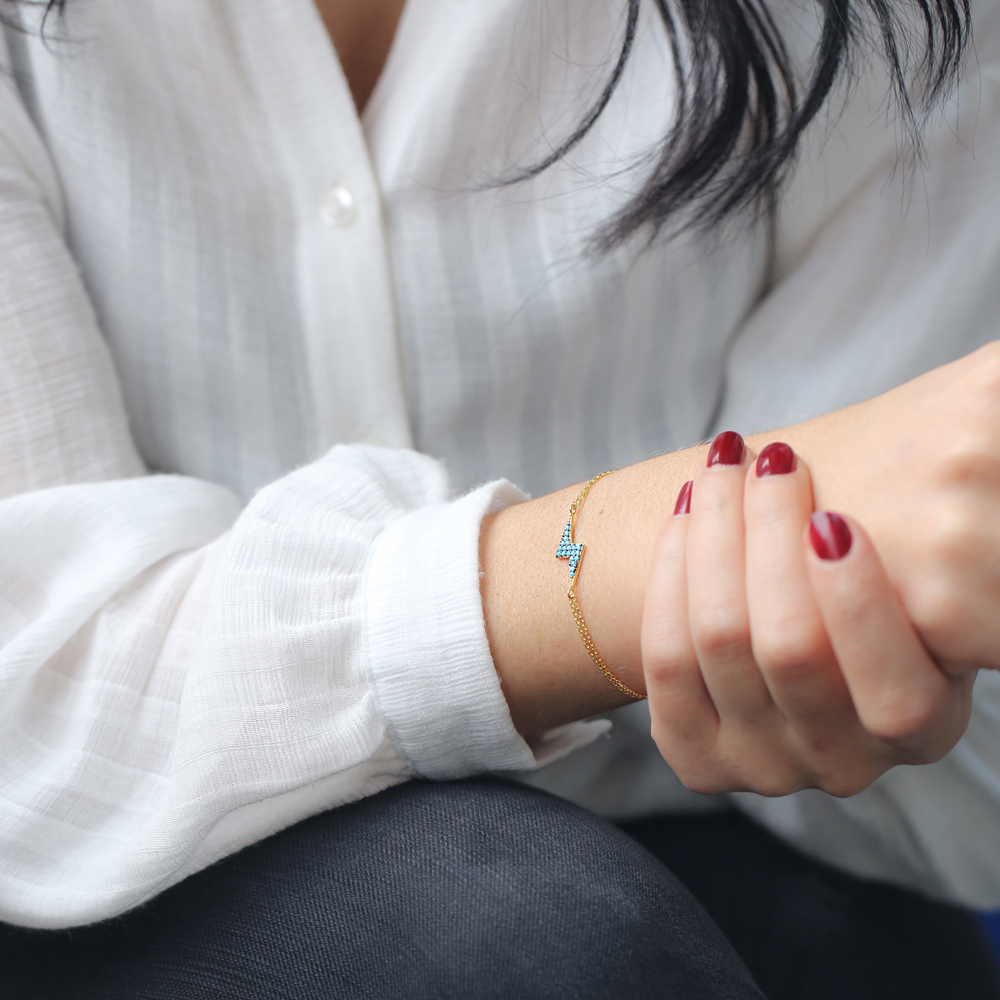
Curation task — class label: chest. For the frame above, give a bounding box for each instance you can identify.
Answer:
[10,0,768,497]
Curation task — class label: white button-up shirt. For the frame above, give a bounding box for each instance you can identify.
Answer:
[1,0,999,927]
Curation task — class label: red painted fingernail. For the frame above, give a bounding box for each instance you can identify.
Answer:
[756,442,795,477]
[707,431,744,467]
[809,512,853,560]
[673,480,693,515]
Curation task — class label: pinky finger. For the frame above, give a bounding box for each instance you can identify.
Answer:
[804,512,972,760]
[642,481,720,754]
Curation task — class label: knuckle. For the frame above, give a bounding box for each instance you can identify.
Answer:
[752,622,829,685]
[938,438,996,486]
[815,770,875,799]
[807,745,888,798]
[861,690,939,744]
[740,768,804,798]
[642,631,686,682]
[671,749,812,797]
[935,504,982,565]
[725,744,806,796]
[793,739,890,798]
[643,644,693,688]
[744,490,794,528]
[822,576,881,634]
[905,572,967,646]
[692,609,752,662]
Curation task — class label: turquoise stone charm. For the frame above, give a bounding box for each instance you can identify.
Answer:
[556,520,584,583]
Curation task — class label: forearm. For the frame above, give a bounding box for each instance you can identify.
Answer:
[480,444,709,738]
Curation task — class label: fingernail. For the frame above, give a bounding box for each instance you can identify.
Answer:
[809,512,853,560]
[673,480,693,515]
[756,442,795,477]
[707,431,744,467]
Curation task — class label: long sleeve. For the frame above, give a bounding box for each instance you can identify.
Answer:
[718,1,1000,908]
[1,448,554,929]
[0,57,599,930]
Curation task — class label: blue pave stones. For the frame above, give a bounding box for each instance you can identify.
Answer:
[556,520,584,582]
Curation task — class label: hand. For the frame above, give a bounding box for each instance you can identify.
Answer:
[770,340,1000,675]
[641,434,975,797]
[485,342,999,743]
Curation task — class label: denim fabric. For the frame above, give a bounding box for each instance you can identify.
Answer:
[1,780,763,1000]
[6,779,996,1000]
[623,810,1000,1000]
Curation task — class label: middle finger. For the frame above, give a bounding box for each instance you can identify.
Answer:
[687,430,773,720]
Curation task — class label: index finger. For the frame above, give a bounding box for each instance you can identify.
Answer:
[805,512,973,760]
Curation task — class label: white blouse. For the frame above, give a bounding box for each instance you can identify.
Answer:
[1,0,999,927]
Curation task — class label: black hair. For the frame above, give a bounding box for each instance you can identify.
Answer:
[1,0,64,32]
[508,0,972,248]
[19,0,973,248]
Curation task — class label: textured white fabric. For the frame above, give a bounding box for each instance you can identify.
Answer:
[367,479,609,779]
[0,0,999,927]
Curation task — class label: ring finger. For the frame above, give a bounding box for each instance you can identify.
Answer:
[744,443,856,732]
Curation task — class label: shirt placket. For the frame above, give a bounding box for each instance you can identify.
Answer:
[231,0,413,455]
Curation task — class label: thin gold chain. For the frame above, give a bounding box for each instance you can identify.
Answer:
[560,472,646,701]
[567,470,615,517]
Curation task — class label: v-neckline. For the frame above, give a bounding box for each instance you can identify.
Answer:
[358,0,417,134]
[313,0,408,116]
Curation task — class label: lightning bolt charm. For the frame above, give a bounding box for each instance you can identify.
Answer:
[556,520,585,586]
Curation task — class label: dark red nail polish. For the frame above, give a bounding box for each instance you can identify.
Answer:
[707,431,744,467]
[809,512,853,560]
[674,480,693,515]
[756,442,795,477]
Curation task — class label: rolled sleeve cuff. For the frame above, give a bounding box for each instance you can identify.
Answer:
[365,479,605,779]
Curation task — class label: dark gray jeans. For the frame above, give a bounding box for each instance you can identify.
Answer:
[2,779,997,999]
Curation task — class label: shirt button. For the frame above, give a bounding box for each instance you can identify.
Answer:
[320,184,358,227]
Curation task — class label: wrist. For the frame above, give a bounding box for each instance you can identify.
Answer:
[480,446,706,738]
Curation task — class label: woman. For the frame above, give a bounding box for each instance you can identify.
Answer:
[2,0,1000,996]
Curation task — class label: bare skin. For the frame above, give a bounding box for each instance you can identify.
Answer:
[480,446,703,735]
[642,443,973,799]
[314,0,407,112]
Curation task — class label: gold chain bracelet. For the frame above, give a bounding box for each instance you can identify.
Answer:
[556,471,646,701]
